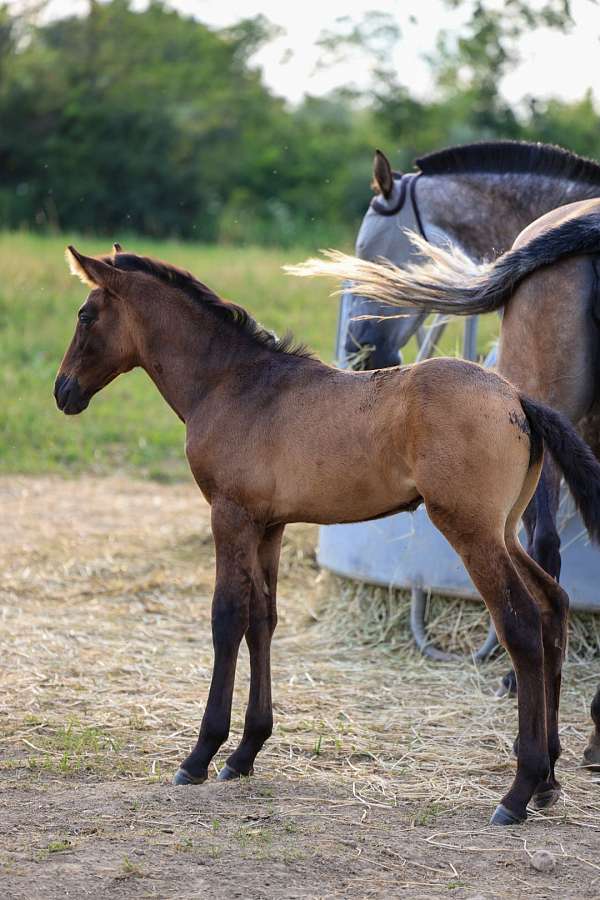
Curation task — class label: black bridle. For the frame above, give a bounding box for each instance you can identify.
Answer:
[370,172,427,239]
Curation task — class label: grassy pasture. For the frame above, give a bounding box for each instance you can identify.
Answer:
[0,231,499,479]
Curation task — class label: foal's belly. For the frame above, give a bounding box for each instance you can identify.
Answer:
[269,458,420,526]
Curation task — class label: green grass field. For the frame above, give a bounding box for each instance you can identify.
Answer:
[0,232,499,478]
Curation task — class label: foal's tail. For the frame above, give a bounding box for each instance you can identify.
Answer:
[520,395,600,544]
[286,212,600,316]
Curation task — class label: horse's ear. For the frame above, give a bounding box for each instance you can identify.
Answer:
[372,149,395,199]
[112,242,123,255]
[65,245,127,295]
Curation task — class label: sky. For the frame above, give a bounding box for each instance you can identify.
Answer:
[38,0,600,106]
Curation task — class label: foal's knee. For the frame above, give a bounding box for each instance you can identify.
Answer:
[212,600,249,646]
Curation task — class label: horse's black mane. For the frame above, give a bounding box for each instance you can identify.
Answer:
[416,141,600,185]
[109,253,312,359]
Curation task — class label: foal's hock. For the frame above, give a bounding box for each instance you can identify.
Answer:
[55,244,600,826]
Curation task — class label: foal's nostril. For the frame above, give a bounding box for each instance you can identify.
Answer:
[54,373,69,407]
[54,373,79,411]
[54,373,90,415]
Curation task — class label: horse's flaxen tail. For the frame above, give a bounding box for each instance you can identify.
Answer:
[520,395,600,544]
[286,212,600,316]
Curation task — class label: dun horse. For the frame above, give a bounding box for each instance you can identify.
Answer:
[291,198,600,770]
[55,244,600,825]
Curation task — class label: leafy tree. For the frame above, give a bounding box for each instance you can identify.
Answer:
[0,0,599,244]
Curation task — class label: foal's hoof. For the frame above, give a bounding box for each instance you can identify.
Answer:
[581,742,600,772]
[216,764,252,782]
[531,786,561,811]
[172,767,207,786]
[490,804,526,826]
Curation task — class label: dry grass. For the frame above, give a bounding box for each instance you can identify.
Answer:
[312,575,600,663]
[1,473,599,842]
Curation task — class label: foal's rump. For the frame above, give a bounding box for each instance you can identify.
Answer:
[398,357,600,550]
[400,359,535,523]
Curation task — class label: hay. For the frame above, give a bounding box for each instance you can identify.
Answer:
[311,573,600,662]
[1,475,599,834]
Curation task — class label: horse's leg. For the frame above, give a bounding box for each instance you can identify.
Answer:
[427,504,548,825]
[173,500,261,785]
[526,457,562,579]
[499,458,562,699]
[583,688,600,770]
[218,524,284,780]
[507,536,569,809]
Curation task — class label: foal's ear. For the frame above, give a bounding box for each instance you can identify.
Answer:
[65,245,127,295]
[112,242,123,255]
[372,149,395,199]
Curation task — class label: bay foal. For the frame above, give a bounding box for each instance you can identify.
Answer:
[55,245,600,825]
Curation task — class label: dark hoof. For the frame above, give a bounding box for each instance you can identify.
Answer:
[531,786,561,811]
[216,764,252,782]
[495,672,517,699]
[172,767,207,786]
[490,803,526,826]
[582,737,600,772]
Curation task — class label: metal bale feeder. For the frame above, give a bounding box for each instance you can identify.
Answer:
[318,294,600,661]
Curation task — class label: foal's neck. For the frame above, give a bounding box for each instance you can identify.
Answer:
[129,290,289,423]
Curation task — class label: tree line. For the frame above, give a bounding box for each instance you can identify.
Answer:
[1,0,598,246]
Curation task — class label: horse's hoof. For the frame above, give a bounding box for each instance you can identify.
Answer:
[216,764,253,782]
[490,803,526,826]
[581,743,600,772]
[495,673,517,699]
[172,767,207,786]
[531,786,561,810]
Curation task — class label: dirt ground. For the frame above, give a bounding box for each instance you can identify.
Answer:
[1,476,599,899]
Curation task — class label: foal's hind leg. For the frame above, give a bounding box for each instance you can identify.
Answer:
[426,504,549,825]
[506,536,569,809]
[499,459,562,699]
[218,524,283,781]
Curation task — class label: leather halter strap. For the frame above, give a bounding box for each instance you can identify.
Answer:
[370,171,427,240]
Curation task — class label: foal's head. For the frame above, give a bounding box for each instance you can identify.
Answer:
[55,244,142,414]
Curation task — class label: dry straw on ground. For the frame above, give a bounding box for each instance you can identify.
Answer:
[1,475,598,827]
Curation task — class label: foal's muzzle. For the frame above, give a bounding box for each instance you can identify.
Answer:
[54,373,90,415]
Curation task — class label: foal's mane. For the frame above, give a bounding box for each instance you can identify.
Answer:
[108,253,312,359]
[416,141,600,185]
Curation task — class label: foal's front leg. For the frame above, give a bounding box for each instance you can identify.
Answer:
[173,500,261,785]
[218,524,284,781]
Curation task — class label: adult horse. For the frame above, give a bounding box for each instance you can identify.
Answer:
[55,243,600,825]
[336,140,600,752]
[290,197,600,771]
[343,142,600,369]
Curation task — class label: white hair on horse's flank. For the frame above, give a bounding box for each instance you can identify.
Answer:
[284,229,490,310]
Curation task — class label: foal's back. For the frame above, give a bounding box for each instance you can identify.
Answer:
[193,353,532,531]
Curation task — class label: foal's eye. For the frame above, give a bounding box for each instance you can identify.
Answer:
[78,311,94,325]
